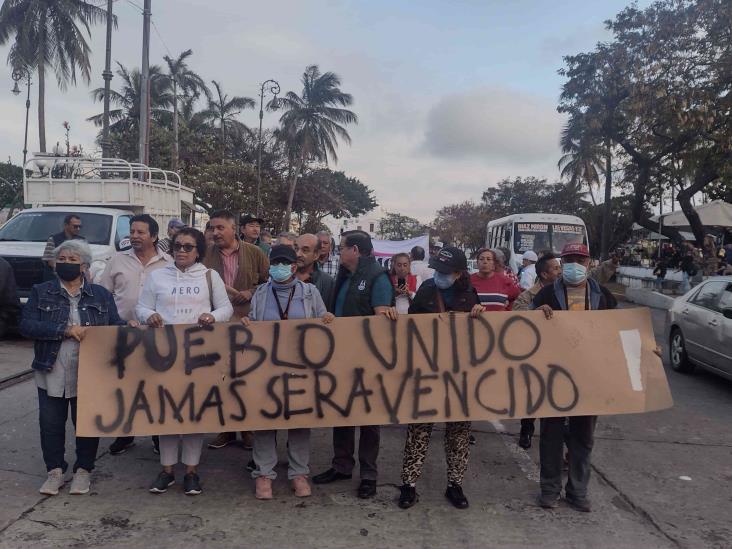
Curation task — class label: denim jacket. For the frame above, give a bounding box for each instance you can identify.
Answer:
[20,279,126,371]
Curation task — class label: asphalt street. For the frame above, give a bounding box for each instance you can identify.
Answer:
[0,306,730,549]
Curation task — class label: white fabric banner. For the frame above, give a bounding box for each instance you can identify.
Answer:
[371,235,429,269]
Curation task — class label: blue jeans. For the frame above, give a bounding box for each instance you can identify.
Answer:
[680,272,690,293]
[38,388,99,473]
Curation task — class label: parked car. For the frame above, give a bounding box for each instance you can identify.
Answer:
[666,276,732,381]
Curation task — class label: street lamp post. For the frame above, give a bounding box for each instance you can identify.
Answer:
[256,79,280,218]
[11,66,32,169]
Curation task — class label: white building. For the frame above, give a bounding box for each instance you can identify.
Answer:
[324,212,382,241]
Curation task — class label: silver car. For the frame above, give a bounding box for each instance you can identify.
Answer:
[666,276,732,381]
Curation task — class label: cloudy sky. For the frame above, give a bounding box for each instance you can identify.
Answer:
[0,0,649,221]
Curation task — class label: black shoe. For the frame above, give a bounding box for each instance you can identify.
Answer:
[152,436,160,455]
[469,434,476,445]
[398,484,418,509]
[518,430,532,449]
[312,468,352,485]
[110,437,135,455]
[183,473,202,496]
[358,479,377,499]
[537,493,560,509]
[149,471,175,493]
[566,495,591,512]
[246,459,256,473]
[445,483,469,509]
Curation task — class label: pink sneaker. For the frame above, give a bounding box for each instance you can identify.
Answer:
[255,477,273,500]
[291,475,311,497]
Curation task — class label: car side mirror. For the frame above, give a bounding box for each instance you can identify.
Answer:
[723,308,732,320]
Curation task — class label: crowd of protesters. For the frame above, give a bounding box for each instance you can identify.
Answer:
[12,208,656,515]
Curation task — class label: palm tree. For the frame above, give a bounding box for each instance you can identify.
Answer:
[88,62,173,133]
[163,49,209,172]
[276,65,357,230]
[558,120,604,206]
[0,0,113,152]
[199,80,254,164]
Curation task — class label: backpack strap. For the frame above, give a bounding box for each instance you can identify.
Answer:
[205,269,214,311]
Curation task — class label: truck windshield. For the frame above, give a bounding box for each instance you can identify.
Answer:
[0,212,112,245]
[514,222,586,255]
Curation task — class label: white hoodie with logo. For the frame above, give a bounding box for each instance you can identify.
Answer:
[136,262,233,325]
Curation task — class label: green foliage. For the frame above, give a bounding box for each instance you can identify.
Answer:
[378,212,428,240]
[432,201,490,251]
[481,176,588,218]
[0,163,23,210]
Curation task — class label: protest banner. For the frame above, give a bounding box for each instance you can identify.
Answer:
[371,235,429,269]
[76,308,672,437]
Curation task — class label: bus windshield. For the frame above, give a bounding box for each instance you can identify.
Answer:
[514,222,586,255]
[0,211,112,245]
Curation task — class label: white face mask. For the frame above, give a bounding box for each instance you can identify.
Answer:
[562,262,587,285]
[433,271,456,289]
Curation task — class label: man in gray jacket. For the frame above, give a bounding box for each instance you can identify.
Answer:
[295,233,335,311]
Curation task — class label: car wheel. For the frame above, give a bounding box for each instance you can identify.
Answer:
[669,328,695,373]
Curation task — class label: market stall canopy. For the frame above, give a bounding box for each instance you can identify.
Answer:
[631,224,694,240]
[650,200,732,228]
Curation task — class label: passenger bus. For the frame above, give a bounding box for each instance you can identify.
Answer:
[485,213,589,273]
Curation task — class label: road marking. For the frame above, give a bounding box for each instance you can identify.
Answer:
[619,329,643,391]
[488,421,540,483]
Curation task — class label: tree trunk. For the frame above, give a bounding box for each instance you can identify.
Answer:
[172,80,179,172]
[675,156,722,247]
[37,61,46,152]
[600,148,612,260]
[282,151,307,232]
[220,117,226,165]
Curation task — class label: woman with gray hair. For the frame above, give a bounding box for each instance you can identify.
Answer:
[20,239,133,496]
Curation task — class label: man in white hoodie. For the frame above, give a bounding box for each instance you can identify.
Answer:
[136,228,233,496]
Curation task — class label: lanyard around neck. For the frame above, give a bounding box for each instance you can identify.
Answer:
[272,284,297,320]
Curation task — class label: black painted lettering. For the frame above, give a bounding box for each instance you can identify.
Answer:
[520,363,546,415]
[260,376,283,419]
[412,368,438,419]
[474,369,508,415]
[314,370,347,418]
[498,316,541,361]
[142,325,177,372]
[449,313,461,373]
[443,371,469,418]
[196,385,225,426]
[94,388,125,432]
[158,382,195,423]
[123,380,154,433]
[111,327,142,379]
[271,322,305,369]
[507,366,516,418]
[228,379,247,421]
[283,373,313,419]
[297,323,335,370]
[344,368,373,415]
[376,371,412,424]
[407,318,439,373]
[546,364,579,412]
[184,325,221,374]
[228,325,266,378]
[363,318,398,370]
[468,315,495,366]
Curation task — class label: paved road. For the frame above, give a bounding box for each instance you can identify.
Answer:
[0,307,730,548]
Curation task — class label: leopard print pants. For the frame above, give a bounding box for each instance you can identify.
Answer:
[401,421,471,486]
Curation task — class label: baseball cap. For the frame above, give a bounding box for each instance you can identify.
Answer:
[240,214,264,226]
[522,250,538,262]
[168,218,186,230]
[428,246,468,274]
[560,243,590,258]
[269,244,297,264]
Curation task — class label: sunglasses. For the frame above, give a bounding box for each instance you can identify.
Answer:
[173,243,196,252]
[71,224,82,229]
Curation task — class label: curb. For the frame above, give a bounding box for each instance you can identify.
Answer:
[624,288,675,311]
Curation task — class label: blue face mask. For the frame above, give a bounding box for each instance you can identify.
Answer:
[562,262,587,285]
[269,263,293,283]
[433,271,456,289]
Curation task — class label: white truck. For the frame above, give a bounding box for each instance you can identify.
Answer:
[0,156,195,301]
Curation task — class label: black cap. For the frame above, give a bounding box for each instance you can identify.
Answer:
[269,244,297,264]
[240,214,264,226]
[428,246,467,274]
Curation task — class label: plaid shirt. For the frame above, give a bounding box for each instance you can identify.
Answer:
[319,254,340,277]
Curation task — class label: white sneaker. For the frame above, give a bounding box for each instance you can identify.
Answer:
[39,468,65,495]
[69,468,91,495]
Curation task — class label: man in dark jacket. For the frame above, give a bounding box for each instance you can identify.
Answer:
[312,230,397,499]
[0,257,21,338]
[531,243,616,513]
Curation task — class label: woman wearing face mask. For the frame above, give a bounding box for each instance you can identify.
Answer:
[398,246,483,511]
[136,227,233,496]
[470,248,521,312]
[20,240,132,497]
[242,244,334,500]
[531,243,616,513]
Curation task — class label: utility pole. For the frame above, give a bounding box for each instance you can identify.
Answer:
[138,0,152,166]
[101,0,114,160]
[256,79,279,218]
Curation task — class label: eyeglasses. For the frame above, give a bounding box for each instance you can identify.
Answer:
[71,224,82,229]
[173,243,196,252]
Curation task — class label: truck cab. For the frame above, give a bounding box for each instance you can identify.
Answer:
[0,156,194,302]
